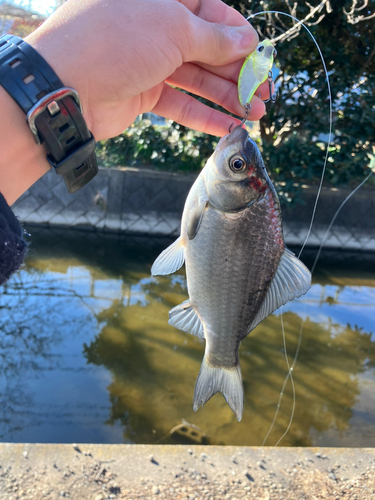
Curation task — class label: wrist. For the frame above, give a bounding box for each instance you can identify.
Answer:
[0,34,98,195]
[25,30,93,133]
[0,85,50,205]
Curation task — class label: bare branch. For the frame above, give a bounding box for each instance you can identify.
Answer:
[272,0,330,43]
[343,0,375,24]
[308,13,326,26]
[275,11,290,31]
[285,0,298,16]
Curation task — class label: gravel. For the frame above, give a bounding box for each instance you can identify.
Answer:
[1,445,375,500]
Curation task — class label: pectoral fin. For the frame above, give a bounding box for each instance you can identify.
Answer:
[169,299,204,338]
[151,237,185,276]
[187,200,208,240]
[244,247,311,337]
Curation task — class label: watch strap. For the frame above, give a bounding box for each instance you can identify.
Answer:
[0,35,98,193]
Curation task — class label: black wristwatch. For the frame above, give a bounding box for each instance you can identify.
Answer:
[0,35,98,193]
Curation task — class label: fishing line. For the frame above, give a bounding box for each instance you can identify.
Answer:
[263,162,374,446]
[310,165,374,276]
[261,306,298,446]
[247,10,333,259]
[249,13,373,444]
[247,9,333,446]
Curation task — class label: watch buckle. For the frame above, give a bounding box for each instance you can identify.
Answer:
[26,87,83,145]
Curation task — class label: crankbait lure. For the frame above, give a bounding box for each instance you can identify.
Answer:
[238,38,278,120]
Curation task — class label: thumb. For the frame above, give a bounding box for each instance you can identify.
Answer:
[182,17,259,66]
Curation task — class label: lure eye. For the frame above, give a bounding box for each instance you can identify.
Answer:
[257,45,265,53]
[229,156,246,173]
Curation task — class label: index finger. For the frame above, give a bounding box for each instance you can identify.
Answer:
[176,0,256,84]
[176,0,249,26]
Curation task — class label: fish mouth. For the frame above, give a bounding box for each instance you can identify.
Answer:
[227,125,249,145]
[229,126,258,156]
[216,125,248,153]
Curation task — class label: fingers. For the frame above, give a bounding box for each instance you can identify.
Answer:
[152,84,266,137]
[177,0,248,26]
[166,63,244,118]
[152,84,239,136]
[197,59,244,82]
[178,11,258,66]
[167,63,272,114]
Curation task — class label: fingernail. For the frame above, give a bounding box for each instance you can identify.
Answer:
[230,26,258,51]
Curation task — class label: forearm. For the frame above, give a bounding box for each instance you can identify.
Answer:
[0,86,50,205]
[0,0,262,205]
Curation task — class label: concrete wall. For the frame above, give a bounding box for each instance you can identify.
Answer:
[11,166,375,250]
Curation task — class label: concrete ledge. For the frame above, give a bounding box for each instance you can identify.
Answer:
[11,166,375,250]
[12,167,191,237]
[1,443,375,499]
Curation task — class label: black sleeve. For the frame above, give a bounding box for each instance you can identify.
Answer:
[0,192,28,285]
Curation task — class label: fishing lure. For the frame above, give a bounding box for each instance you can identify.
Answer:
[238,38,278,120]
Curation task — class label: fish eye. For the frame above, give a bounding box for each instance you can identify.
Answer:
[257,45,265,53]
[229,156,246,173]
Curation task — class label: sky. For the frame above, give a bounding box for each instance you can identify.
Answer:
[11,0,56,16]
[32,0,55,15]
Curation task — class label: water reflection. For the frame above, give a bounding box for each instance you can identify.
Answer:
[0,227,374,446]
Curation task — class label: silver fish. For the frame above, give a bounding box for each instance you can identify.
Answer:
[151,126,311,421]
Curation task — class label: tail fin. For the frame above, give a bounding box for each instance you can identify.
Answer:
[193,357,244,421]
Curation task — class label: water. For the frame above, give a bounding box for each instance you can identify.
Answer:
[0,227,375,447]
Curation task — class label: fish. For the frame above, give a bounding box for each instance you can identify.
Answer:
[238,38,276,108]
[151,125,311,421]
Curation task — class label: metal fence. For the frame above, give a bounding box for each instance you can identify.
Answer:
[11,167,375,252]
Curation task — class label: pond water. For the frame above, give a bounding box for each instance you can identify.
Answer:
[0,227,375,447]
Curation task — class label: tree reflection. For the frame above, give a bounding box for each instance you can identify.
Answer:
[1,228,374,446]
[84,275,375,446]
[0,267,98,439]
[243,313,374,446]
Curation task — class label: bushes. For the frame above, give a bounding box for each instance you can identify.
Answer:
[96,119,217,173]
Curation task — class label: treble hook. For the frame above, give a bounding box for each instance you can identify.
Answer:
[240,103,251,126]
[263,70,278,104]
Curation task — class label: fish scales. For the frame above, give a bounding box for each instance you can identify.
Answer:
[186,193,283,369]
[151,126,311,420]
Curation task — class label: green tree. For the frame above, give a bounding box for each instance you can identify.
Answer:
[227,0,375,202]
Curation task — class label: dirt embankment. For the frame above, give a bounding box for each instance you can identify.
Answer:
[1,444,375,500]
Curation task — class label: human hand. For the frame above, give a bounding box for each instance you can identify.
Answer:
[26,0,270,141]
